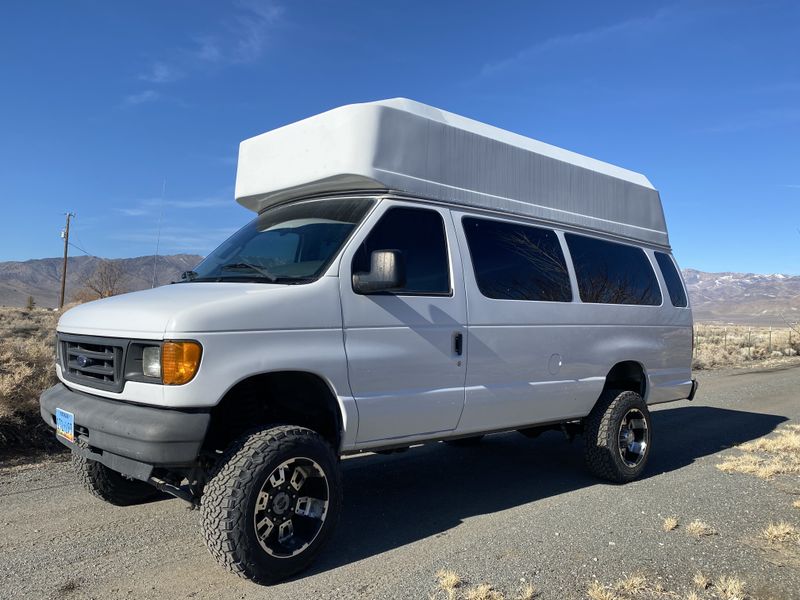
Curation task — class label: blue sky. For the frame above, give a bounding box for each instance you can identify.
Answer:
[1,0,798,273]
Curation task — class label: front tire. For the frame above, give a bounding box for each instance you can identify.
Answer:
[72,450,161,506]
[583,389,651,483]
[201,425,342,584]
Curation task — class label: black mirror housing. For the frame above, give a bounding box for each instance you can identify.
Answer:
[352,250,406,294]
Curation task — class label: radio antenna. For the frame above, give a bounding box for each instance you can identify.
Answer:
[151,178,166,288]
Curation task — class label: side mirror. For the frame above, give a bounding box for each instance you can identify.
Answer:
[352,250,406,294]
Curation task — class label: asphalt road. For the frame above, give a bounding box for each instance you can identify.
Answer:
[2,364,799,600]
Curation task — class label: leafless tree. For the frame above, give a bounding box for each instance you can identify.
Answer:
[73,261,127,302]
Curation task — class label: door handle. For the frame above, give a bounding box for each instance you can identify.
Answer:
[453,332,463,356]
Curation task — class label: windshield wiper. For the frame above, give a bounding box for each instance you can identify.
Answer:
[220,262,277,282]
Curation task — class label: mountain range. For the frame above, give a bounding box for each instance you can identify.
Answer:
[0,255,202,308]
[1,255,798,325]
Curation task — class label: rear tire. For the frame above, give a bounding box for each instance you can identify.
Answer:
[583,389,651,483]
[72,450,161,506]
[201,425,342,584]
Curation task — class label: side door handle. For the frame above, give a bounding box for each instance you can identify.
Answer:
[453,332,463,356]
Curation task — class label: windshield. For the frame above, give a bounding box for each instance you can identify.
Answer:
[186,197,375,283]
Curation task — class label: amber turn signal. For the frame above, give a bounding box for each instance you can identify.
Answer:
[161,341,202,385]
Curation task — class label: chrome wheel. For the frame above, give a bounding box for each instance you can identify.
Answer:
[253,457,329,558]
[617,408,649,467]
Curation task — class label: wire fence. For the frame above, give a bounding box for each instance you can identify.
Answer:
[692,324,800,369]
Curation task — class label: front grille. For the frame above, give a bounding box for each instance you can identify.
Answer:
[60,334,125,392]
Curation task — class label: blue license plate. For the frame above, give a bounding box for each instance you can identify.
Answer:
[55,408,75,443]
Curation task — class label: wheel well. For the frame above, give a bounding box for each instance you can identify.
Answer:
[203,371,342,454]
[603,361,647,398]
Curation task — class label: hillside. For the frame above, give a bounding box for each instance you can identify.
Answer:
[684,269,800,325]
[0,255,202,308]
[1,256,798,325]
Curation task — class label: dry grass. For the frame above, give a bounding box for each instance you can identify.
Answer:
[692,324,800,370]
[515,583,537,600]
[436,569,462,600]
[692,571,711,590]
[714,575,748,600]
[761,521,799,543]
[0,307,60,452]
[440,570,758,600]
[662,516,679,531]
[686,520,717,538]
[614,572,647,595]
[463,583,505,600]
[793,499,800,509]
[586,580,619,600]
[716,424,800,479]
[0,308,58,417]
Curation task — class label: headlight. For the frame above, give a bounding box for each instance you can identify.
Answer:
[142,346,162,378]
[161,341,202,385]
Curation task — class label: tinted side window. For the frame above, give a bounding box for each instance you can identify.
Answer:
[565,234,661,305]
[462,217,572,302]
[655,252,688,307]
[352,207,450,294]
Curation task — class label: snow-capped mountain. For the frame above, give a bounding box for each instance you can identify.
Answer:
[682,269,800,324]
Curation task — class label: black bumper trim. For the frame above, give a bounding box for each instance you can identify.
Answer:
[39,383,209,466]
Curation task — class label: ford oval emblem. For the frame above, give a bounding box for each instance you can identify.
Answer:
[76,354,90,368]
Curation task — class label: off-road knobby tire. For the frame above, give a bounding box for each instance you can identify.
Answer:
[583,389,651,483]
[444,435,485,447]
[200,425,342,585]
[72,449,161,506]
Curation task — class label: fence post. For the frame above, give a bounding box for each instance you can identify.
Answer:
[768,326,772,353]
[748,327,752,359]
[724,328,727,350]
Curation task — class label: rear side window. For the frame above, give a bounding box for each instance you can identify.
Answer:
[565,234,661,306]
[462,217,572,302]
[655,252,688,307]
[352,206,450,295]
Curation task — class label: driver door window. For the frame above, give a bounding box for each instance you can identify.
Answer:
[351,207,451,295]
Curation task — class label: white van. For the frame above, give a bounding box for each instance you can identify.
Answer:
[40,99,696,584]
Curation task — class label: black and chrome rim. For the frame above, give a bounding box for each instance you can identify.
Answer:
[618,409,649,468]
[252,457,329,558]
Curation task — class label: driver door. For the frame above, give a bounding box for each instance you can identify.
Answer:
[338,200,468,444]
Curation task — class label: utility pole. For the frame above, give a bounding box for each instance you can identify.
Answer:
[59,212,75,309]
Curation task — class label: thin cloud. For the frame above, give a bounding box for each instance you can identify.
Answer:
[116,193,234,217]
[127,0,284,107]
[480,7,674,78]
[702,107,800,134]
[167,197,231,209]
[117,208,151,217]
[122,90,160,106]
[229,0,284,64]
[139,61,182,83]
[116,226,239,253]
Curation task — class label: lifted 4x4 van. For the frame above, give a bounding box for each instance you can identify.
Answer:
[40,99,697,584]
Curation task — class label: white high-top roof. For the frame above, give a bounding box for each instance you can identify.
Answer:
[235,98,669,247]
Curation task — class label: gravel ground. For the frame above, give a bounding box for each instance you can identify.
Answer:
[1,365,799,600]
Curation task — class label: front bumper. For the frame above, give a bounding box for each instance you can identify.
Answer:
[40,383,210,477]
